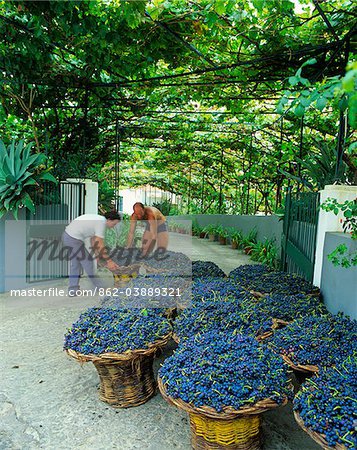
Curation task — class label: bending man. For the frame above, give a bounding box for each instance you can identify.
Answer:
[126,202,169,255]
[62,211,120,296]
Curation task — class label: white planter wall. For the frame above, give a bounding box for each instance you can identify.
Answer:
[313,185,357,287]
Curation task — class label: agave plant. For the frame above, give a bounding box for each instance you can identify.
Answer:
[0,139,57,219]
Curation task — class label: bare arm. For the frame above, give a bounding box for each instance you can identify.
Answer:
[92,236,119,271]
[126,215,137,248]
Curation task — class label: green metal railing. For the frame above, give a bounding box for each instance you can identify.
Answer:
[281,188,320,282]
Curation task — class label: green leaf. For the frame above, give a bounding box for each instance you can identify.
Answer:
[215,0,226,15]
[338,95,348,112]
[301,58,317,68]
[342,69,356,92]
[316,96,327,111]
[276,103,284,114]
[5,174,15,184]
[288,76,299,86]
[294,104,305,117]
[22,192,36,214]
[300,97,311,107]
[39,172,57,183]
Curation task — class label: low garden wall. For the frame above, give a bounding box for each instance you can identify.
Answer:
[320,232,356,320]
[168,214,283,249]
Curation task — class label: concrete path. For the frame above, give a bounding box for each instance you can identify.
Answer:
[0,235,320,450]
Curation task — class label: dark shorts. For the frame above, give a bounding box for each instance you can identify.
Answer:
[145,221,168,233]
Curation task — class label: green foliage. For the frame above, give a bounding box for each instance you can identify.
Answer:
[242,228,258,248]
[278,139,348,190]
[215,224,229,238]
[0,0,355,213]
[321,197,357,239]
[192,219,203,236]
[320,197,357,268]
[0,139,56,219]
[152,198,177,216]
[104,220,141,249]
[277,61,357,128]
[250,238,279,269]
[327,244,357,268]
[203,223,219,236]
[228,227,244,246]
[98,180,115,214]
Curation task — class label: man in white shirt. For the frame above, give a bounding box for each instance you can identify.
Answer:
[62,211,120,296]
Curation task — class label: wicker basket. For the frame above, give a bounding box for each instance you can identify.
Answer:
[294,411,347,450]
[66,334,171,408]
[281,355,319,375]
[158,377,288,450]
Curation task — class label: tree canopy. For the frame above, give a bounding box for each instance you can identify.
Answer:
[0,0,356,214]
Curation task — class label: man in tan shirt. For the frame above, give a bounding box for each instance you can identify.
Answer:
[126,202,169,255]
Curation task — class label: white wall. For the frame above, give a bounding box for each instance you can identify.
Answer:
[120,185,181,214]
[313,185,357,287]
[65,178,98,215]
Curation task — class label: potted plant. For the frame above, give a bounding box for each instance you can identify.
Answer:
[250,238,278,269]
[168,221,177,232]
[0,139,57,219]
[228,228,244,249]
[192,220,202,237]
[216,225,229,245]
[203,223,218,242]
[242,228,258,255]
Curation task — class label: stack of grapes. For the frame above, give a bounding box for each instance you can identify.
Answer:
[159,331,291,449]
[228,264,272,288]
[64,308,171,408]
[191,277,248,307]
[173,303,278,343]
[293,356,357,449]
[265,313,357,373]
[192,260,226,279]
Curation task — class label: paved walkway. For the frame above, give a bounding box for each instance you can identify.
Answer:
[0,235,319,450]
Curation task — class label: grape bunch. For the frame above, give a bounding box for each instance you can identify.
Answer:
[294,356,357,448]
[265,313,357,369]
[243,271,319,296]
[159,331,291,412]
[228,264,272,288]
[174,303,276,341]
[240,293,328,323]
[102,275,191,309]
[192,261,226,279]
[64,307,171,355]
[191,277,248,307]
[142,250,192,278]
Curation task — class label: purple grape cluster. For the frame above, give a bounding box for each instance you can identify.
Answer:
[294,356,357,448]
[243,271,319,296]
[228,264,272,288]
[174,303,276,341]
[265,314,357,369]
[191,277,248,307]
[159,331,291,412]
[101,275,192,309]
[142,250,192,278]
[64,307,171,355]
[110,249,191,278]
[192,261,226,279]
[240,293,328,322]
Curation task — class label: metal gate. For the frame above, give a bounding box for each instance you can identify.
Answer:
[281,189,320,282]
[26,181,85,282]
